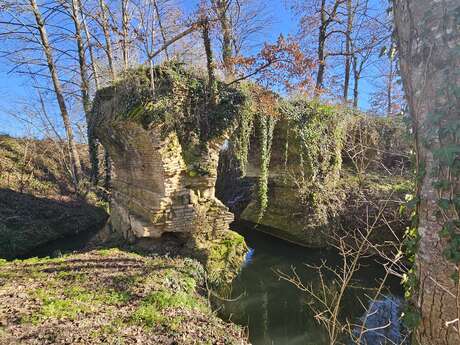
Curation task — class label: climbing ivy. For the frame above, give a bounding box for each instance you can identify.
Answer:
[256,113,277,221]
[231,84,256,176]
[429,80,460,269]
[279,98,347,192]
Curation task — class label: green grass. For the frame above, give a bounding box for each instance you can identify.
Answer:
[130,290,205,329]
[143,290,205,311]
[1,249,247,344]
[131,305,165,327]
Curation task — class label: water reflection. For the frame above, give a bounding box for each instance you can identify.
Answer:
[218,222,404,345]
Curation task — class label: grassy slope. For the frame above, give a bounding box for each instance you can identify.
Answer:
[0,249,248,345]
[0,135,76,196]
[0,135,108,259]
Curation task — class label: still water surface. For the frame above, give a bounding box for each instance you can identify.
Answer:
[218,222,404,345]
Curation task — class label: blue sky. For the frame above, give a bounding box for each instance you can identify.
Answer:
[0,0,389,138]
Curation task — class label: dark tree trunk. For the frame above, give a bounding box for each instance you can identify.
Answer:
[315,0,328,96]
[202,17,218,108]
[387,46,394,116]
[121,0,129,71]
[353,74,359,108]
[343,0,352,101]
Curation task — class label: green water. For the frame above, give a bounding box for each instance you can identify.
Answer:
[218,222,404,345]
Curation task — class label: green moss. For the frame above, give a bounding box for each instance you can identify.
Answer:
[143,290,205,311]
[92,62,248,163]
[96,248,123,256]
[131,305,165,327]
[130,290,204,330]
[205,230,247,286]
[24,287,99,323]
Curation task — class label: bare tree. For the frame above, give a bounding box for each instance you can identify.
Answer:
[29,0,82,188]
[343,0,352,101]
[121,0,130,71]
[68,0,99,186]
[97,0,117,80]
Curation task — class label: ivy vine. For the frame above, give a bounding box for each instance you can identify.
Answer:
[256,113,276,221]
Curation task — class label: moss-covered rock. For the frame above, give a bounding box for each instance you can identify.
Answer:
[190,229,248,286]
[90,62,248,287]
[0,249,248,344]
[218,101,412,248]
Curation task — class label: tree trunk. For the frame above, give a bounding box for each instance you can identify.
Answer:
[394,1,460,344]
[149,57,155,97]
[81,9,100,90]
[352,74,359,108]
[99,0,116,80]
[121,0,129,71]
[153,0,169,61]
[104,150,111,200]
[315,0,327,96]
[29,0,82,187]
[202,17,217,108]
[71,0,99,186]
[212,0,234,80]
[352,55,359,108]
[387,44,394,116]
[343,0,352,101]
[96,0,114,191]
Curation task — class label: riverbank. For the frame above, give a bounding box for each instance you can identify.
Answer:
[0,248,248,344]
[0,135,108,259]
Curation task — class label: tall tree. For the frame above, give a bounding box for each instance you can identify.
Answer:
[315,0,343,95]
[97,0,117,80]
[210,0,233,79]
[343,0,352,101]
[394,1,460,344]
[153,0,170,61]
[29,0,82,187]
[121,0,130,71]
[69,0,99,186]
[201,15,218,108]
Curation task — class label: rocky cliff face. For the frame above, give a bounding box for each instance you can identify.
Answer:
[94,121,232,242]
[90,65,248,284]
[217,104,412,249]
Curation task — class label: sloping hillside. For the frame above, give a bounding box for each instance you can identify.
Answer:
[0,135,107,259]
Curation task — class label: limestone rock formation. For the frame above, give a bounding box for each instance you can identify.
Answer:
[90,65,248,284]
[217,104,411,248]
[96,122,232,242]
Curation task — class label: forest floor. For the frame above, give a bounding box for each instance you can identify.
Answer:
[0,248,249,345]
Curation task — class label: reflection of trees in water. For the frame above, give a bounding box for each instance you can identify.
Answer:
[216,226,404,345]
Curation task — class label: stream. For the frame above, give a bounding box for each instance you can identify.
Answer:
[218,221,406,345]
[21,222,406,345]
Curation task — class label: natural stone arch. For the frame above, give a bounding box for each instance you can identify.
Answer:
[90,65,248,284]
